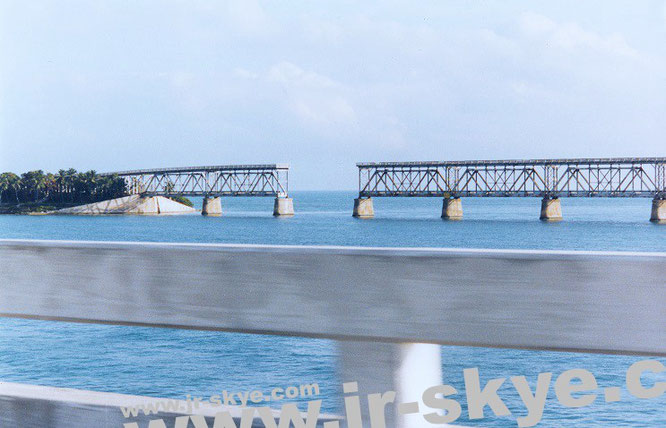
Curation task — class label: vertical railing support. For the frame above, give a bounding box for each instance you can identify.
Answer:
[338,341,444,428]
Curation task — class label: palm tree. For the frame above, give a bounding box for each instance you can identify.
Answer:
[65,168,77,202]
[20,170,47,202]
[10,174,20,203]
[2,168,127,205]
[44,172,56,201]
[0,173,12,203]
[55,169,68,201]
[84,170,98,200]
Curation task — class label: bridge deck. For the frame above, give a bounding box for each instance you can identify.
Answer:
[358,157,666,198]
[101,163,289,176]
[101,164,290,198]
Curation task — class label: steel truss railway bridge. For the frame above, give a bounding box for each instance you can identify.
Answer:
[100,164,294,216]
[354,157,666,222]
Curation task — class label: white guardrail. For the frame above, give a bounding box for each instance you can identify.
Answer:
[0,240,665,427]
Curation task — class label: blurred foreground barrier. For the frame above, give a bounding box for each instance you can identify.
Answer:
[0,239,665,427]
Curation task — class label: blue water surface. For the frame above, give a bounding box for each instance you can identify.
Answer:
[1,192,664,427]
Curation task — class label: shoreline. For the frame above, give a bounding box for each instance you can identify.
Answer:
[0,202,79,215]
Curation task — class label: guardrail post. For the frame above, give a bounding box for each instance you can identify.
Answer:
[338,340,444,428]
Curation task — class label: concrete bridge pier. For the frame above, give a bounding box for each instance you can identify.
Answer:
[201,197,222,216]
[650,198,665,223]
[353,197,374,218]
[441,197,463,220]
[338,341,444,428]
[273,197,294,216]
[540,197,562,221]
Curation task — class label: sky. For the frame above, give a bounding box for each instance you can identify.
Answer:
[1,1,665,190]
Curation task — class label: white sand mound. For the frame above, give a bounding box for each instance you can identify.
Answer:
[55,195,196,215]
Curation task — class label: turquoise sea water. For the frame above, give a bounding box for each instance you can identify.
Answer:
[1,191,665,427]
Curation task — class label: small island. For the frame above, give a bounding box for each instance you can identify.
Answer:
[0,169,194,215]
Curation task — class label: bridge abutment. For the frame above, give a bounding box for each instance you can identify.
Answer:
[353,197,374,218]
[201,197,222,216]
[650,198,665,223]
[273,197,294,216]
[441,197,463,220]
[540,197,562,221]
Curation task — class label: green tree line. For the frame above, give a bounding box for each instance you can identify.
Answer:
[0,169,127,205]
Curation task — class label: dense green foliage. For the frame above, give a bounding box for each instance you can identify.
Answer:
[0,169,127,205]
[168,195,194,207]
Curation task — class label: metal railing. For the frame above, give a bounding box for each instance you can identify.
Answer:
[0,240,664,427]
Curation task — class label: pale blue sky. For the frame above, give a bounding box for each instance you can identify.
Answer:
[1,1,665,189]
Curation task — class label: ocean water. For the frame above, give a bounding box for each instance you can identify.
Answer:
[1,191,665,427]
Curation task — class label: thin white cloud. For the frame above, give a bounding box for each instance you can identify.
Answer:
[477,28,523,58]
[3,2,664,187]
[266,62,338,89]
[520,12,640,59]
[292,95,355,127]
[222,0,278,37]
[300,15,344,44]
[232,68,259,80]
[236,61,356,129]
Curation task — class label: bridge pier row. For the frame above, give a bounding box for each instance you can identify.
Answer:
[353,197,374,218]
[650,198,666,223]
[338,341,444,428]
[201,197,222,216]
[273,197,294,216]
[540,197,562,221]
[441,197,463,220]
